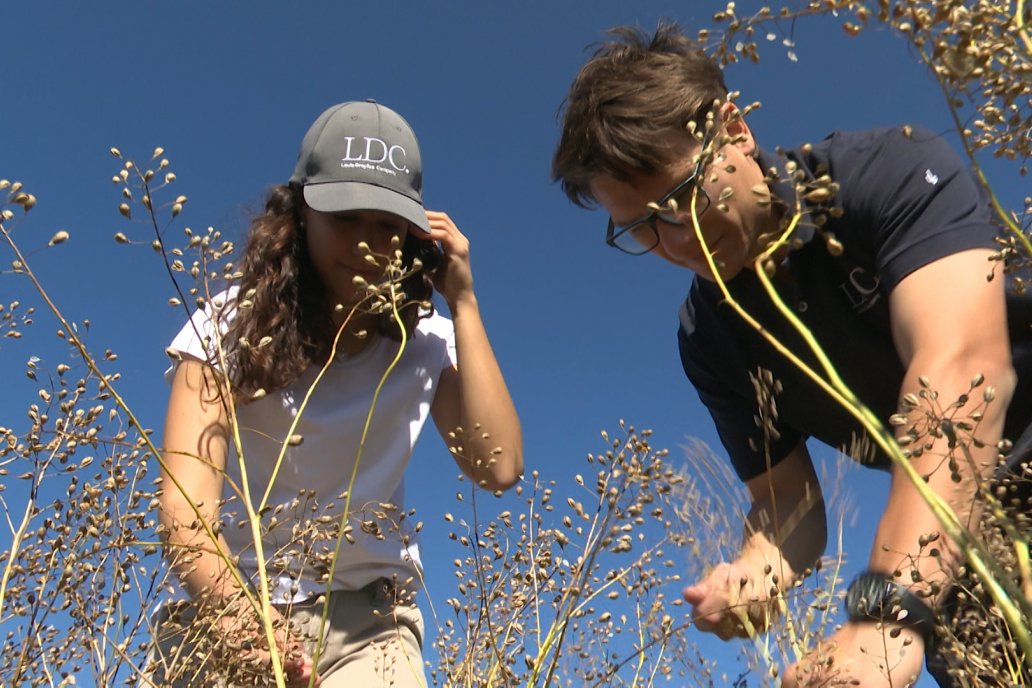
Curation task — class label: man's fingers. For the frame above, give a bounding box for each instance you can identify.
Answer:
[682,582,706,605]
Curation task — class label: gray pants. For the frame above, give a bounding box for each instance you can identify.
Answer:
[145,579,425,687]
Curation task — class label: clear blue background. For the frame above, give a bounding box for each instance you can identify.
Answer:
[3,2,1024,686]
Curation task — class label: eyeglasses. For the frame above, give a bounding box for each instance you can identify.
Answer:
[605,154,712,256]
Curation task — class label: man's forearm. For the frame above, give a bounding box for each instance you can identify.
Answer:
[869,362,1016,604]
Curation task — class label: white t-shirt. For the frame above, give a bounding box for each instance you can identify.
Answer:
[165,289,457,602]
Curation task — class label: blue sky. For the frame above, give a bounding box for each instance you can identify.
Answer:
[3,2,1024,686]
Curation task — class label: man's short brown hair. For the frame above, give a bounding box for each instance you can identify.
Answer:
[552,21,728,208]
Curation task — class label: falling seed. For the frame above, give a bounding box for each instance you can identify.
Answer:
[152,147,165,159]
[168,298,181,306]
[110,147,122,158]
[287,434,303,446]
[252,388,266,399]
[49,231,70,246]
[718,187,735,201]
[825,236,844,256]
[717,203,729,213]
[118,204,131,219]
[842,22,862,36]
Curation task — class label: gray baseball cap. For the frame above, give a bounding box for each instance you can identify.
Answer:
[290,100,430,232]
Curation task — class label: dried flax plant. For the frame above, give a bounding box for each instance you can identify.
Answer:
[653,2,1032,683]
[1,167,170,685]
[428,424,852,688]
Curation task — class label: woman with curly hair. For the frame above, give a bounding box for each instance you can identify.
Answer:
[151,101,522,687]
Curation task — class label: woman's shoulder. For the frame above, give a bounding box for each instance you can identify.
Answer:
[411,307,456,364]
[165,286,240,373]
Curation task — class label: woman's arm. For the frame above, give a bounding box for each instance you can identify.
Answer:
[160,358,236,599]
[160,358,317,685]
[422,210,523,492]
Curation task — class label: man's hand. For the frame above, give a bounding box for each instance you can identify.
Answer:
[685,443,826,639]
[784,622,924,687]
[683,558,786,640]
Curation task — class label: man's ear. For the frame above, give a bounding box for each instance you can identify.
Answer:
[717,101,757,156]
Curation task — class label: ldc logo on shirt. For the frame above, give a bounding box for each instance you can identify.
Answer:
[839,266,882,313]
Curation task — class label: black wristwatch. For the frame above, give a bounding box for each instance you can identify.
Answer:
[844,571,938,646]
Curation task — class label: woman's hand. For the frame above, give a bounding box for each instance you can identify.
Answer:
[419,210,474,309]
[215,602,320,687]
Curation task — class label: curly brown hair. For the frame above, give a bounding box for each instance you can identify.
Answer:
[552,21,728,208]
[223,184,436,399]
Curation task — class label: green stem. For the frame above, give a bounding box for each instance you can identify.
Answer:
[309,284,410,686]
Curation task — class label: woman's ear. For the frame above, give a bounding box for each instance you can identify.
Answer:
[717,101,757,156]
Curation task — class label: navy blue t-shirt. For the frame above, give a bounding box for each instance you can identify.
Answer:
[678,126,1032,482]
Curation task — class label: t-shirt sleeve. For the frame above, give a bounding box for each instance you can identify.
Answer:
[678,320,803,482]
[163,291,235,384]
[442,317,458,370]
[416,309,458,374]
[831,127,996,291]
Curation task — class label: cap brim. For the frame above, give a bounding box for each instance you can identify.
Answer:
[303,182,430,233]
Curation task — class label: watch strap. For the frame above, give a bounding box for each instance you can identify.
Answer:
[844,571,937,645]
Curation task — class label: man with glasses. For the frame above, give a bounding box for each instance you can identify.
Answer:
[552,22,1032,688]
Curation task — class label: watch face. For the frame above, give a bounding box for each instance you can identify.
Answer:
[846,573,897,621]
[844,572,937,644]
